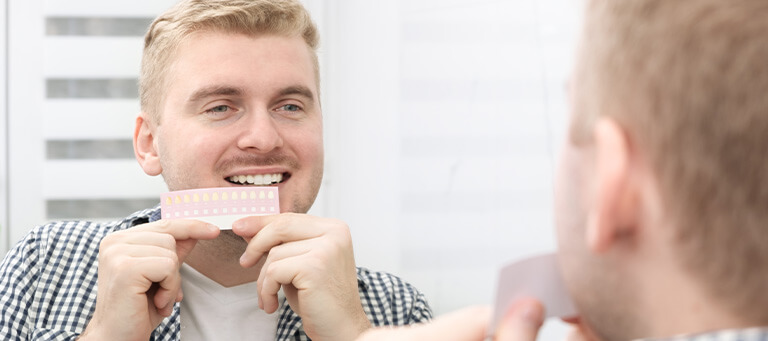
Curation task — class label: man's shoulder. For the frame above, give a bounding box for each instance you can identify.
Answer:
[16,206,160,254]
[0,206,161,339]
[354,266,433,325]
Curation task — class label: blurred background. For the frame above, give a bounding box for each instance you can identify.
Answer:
[0,0,579,338]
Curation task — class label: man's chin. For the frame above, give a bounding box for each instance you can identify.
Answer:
[216,230,249,258]
[218,230,248,246]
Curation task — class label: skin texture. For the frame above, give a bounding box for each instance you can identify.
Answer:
[81,32,369,341]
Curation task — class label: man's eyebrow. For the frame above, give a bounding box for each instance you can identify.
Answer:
[278,86,316,104]
[187,86,246,103]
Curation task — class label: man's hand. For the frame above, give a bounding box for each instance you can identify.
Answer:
[233,213,370,341]
[79,220,220,341]
[356,306,491,341]
[562,317,599,341]
[356,299,545,341]
[495,298,545,341]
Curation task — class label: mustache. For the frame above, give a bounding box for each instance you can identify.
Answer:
[216,154,300,173]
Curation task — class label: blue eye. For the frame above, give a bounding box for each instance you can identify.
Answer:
[210,105,229,113]
[282,104,301,112]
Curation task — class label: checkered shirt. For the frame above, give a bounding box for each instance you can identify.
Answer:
[0,206,432,340]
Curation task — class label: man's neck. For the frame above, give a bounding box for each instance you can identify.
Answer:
[633,255,753,339]
[184,232,263,287]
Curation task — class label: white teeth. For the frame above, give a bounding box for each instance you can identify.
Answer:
[228,173,284,186]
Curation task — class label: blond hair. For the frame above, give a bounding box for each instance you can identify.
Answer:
[574,0,768,321]
[140,0,319,120]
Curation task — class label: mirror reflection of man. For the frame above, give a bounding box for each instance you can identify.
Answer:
[0,1,431,340]
[359,0,768,340]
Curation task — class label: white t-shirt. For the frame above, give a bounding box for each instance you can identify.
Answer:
[179,263,279,340]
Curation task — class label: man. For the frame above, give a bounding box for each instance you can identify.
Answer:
[0,0,431,340]
[360,0,768,339]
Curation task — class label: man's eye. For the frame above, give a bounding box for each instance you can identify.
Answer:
[209,105,230,113]
[281,104,301,112]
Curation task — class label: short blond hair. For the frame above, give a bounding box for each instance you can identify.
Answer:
[574,0,768,321]
[140,0,319,119]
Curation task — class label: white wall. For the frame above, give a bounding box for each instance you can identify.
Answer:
[2,0,579,338]
[0,0,7,254]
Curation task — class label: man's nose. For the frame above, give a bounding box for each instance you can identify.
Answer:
[236,110,284,152]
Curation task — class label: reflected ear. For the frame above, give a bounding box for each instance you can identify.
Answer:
[585,118,636,253]
[134,113,162,176]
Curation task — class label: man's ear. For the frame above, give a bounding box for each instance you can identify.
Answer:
[134,113,162,176]
[585,117,638,253]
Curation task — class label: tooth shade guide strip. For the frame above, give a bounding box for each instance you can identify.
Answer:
[161,187,279,220]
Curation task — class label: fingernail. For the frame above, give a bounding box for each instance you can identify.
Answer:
[239,254,248,265]
[207,224,219,232]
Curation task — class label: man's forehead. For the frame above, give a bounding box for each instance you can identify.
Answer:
[165,32,319,101]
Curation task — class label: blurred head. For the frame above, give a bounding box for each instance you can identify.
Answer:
[557,0,768,339]
[133,0,324,215]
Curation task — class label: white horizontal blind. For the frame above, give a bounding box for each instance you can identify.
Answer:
[7,1,177,250]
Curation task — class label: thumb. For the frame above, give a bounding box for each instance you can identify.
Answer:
[176,239,201,263]
[495,298,545,341]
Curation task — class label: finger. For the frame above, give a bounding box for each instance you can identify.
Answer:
[231,215,267,238]
[175,238,203,264]
[254,241,313,309]
[249,238,313,276]
[235,217,290,266]
[239,215,343,266]
[357,306,491,341]
[231,214,283,237]
[495,298,545,341]
[101,231,178,250]
[424,306,492,339]
[147,283,176,318]
[140,257,182,315]
[565,327,589,341]
[133,219,218,262]
[254,241,312,291]
[132,219,220,242]
[153,286,176,317]
[100,243,178,261]
[258,257,304,314]
[233,213,328,242]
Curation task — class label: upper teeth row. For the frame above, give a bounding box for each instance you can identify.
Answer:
[228,173,283,185]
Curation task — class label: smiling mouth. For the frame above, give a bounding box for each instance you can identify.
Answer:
[226,173,287,186]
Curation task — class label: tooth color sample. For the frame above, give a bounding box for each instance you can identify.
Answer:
[160,187,279,229]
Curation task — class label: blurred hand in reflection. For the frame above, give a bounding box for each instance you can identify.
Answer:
[356,298,546,341]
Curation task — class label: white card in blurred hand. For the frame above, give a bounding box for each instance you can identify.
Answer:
[489,253,577,334]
